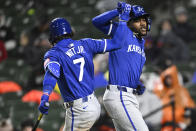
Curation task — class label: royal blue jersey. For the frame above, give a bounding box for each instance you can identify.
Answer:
[92,10,146,88]
[108,24,146,88]
[44,36,123,102]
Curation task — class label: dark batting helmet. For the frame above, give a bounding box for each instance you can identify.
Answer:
[49,17,72,44]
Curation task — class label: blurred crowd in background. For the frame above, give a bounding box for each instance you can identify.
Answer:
[1,0,196,131]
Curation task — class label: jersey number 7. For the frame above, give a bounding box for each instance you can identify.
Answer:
[73,57,85,81]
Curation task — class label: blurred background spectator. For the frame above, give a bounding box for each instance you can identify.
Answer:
[173,6,196,44]
[155,19,190,65]
[153,65,195,131]
[0,10,16,57]
[0,0,196,131]
[0,39,7,63]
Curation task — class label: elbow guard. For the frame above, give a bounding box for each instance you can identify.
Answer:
[44,61,60,78]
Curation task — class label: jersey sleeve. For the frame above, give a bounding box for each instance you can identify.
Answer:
[42,70,57,95]
[81,36,120,55]
[82,21,127,54]
[108,22,118,36]
[44,49,61,78]
[92,9,119,36]
[94,21,118,36]
[81,38,107,55]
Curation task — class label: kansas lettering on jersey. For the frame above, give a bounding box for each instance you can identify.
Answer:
[127,44,146,59]
[108,23,146,88]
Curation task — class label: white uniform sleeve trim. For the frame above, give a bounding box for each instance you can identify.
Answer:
[103,39,107,53]
[44,61,60,70]
[107,22,113,35]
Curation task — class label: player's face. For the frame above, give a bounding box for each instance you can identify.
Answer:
[128,17,147,36]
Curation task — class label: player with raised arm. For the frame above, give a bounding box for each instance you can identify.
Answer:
[38,7,128,131]
[92,2,151,131]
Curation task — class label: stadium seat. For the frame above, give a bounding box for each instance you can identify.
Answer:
[1,92,23,101]
[11,100,38,129]
[0,59,32,87]
[0,96,9,120]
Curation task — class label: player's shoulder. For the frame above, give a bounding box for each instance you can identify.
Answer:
[79,38,93,45]
[44,47,59,59]
[112,21,125,28]
[80,38,92,42]
[116,21,129,30]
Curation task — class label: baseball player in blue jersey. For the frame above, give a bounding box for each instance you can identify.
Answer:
[38,10,128,131]
[92,2,151,131]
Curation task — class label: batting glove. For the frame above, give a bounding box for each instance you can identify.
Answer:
[38,94,50,115]
[134,81,146,95]
[117,2,131,22]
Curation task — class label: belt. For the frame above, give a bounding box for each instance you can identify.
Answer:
[107,85,137,94]
[63,93,94,109]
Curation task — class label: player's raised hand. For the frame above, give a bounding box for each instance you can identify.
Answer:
[38,94,50,115]
[117,2,131,21]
